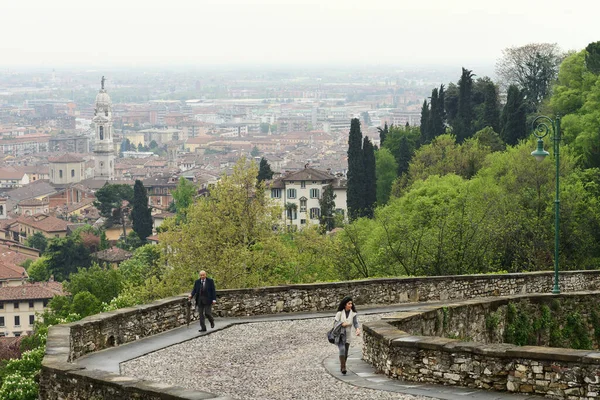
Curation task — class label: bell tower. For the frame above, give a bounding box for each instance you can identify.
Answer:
[93,76,115,180]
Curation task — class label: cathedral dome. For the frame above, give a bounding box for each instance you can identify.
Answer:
[95,90,112,107]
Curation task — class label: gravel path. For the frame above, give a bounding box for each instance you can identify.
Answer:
[122,313,432,400]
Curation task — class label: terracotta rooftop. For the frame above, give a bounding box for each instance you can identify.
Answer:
[0,281,64,301]
[0,259,27,280]
[17,214,69,233]
[47,153,84,163]
[18,198,49,207]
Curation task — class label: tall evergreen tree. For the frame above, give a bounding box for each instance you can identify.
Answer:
[586,41,600,74]
[397,135,412,177]
[131,180,153,242]
[319,184,337,232]
[257,157,274,182]
[429,87,445,140]
[362,136,377,218]
[347,118,365,221]
[500,85,527,146]
[482,80,501,132]
[444,83,459,128]
[456,67,475,142]
[377,122,389,147]
[419,100,430,144]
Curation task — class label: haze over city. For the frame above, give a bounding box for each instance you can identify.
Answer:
[1,0,597,68]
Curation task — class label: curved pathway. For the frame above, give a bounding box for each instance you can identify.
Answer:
[78,304,542,400]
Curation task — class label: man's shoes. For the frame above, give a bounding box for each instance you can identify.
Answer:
[210,320,215,329]
[199,328,207,332]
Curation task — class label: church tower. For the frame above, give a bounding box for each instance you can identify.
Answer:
[93,76,115,180]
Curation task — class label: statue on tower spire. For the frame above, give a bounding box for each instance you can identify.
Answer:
[101,76,105,90]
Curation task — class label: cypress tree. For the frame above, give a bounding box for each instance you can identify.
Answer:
[257,157,274,182]
[482,80,501,132]
[397,135,412,177]
[131,180,153,242]
[362,136,377,218]
[377,122,389,147]
[585,41,600,74]
[319,184,337,232]
[419,100,430,144]
[429,88,445,140]
[456,67,475,143]
[347,118,365,221]
[500,85,527,146]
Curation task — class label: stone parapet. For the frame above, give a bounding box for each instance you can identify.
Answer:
[363,292,600,399]
[41,270,600,399]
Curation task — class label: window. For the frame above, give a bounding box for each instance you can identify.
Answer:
[310,208,320,219]
[99,126,104,140]
[59,170,63,178]
[271,189,281,198]
[43,300,48,307]
[13,332,21,337]
[71,169,75,177]
[300,219,307,225]
[0,317,4,327]
[287,188,296,199]
[29,315,34,326]
[310,188,320,199]
[13,302,19,309]
[0,302,3,309]
[335,208,345,217]
[28,301,34,308]
[300,198,307,213]
[301,181,306,188]
[14,316,20,327]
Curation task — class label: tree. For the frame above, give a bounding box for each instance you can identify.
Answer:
[26,258,50,282]
[480,79,500,132]
[118,244,164,287]
[496,43,563,111]
[251,146,260,157]
[159,157,283,290]
[456,67,475,142]
[70,291,102,318]
[319,184,336,232]
[131,180,153,242]
[375,147,398,205]
[419,100,430,143]
[44,235,91,282]
[347,118,365,221]
[362,136,377,218]
[361,111,372,127]
[65,264,122,304]
[25,232,47,254]
[257,157,274,183]
[170,177,197,219]
[585,41,600,74]
[149,140,158,149]
[377,122,388,147]
[500,85,527,146]
[94,184,134,228]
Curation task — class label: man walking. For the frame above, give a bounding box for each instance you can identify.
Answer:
[189,270,217,332]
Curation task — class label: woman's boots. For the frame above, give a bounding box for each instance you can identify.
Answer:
[339,355,347,374]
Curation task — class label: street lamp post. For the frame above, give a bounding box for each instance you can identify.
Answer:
[530,115,561,294]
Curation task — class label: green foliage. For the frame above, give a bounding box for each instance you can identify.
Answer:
[374,147,398,205]
[485,311,500,331]
[455,67,475,142]
[585,41,600,75]
[25,232,47,253]
[0,348,44,400]
[362,136,377,218]
[563,312,592,350]
[131,180,153,242]
[473,127,505,152]
[65,264,122,304]
[70,291,102,318]
[44,235,91,282]
[118,245,163,287]
[170,177,197,219]
[26,257,50,282]
[117,231,143,251]
[500,85,527,146]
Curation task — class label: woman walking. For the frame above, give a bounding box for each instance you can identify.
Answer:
[334,296,360,375]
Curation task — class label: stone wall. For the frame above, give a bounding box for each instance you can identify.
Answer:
[212,270,600,317]
[41,270,600,399]
[362,292,600,399]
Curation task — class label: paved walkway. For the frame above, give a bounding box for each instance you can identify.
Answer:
[78,303,543,399]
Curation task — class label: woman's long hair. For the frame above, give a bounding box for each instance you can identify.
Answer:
[337,296,356,312]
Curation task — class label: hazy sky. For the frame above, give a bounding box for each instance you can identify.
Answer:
[1,0,597,69]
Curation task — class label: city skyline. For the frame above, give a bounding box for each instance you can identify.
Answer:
[1,0,597,69]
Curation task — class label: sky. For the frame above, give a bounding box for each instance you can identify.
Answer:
[1,0,597,69]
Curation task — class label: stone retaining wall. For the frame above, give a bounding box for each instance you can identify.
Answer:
[362,292,600,399]
[41,270,600,399]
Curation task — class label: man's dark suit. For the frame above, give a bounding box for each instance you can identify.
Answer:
[190,277,216,330]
